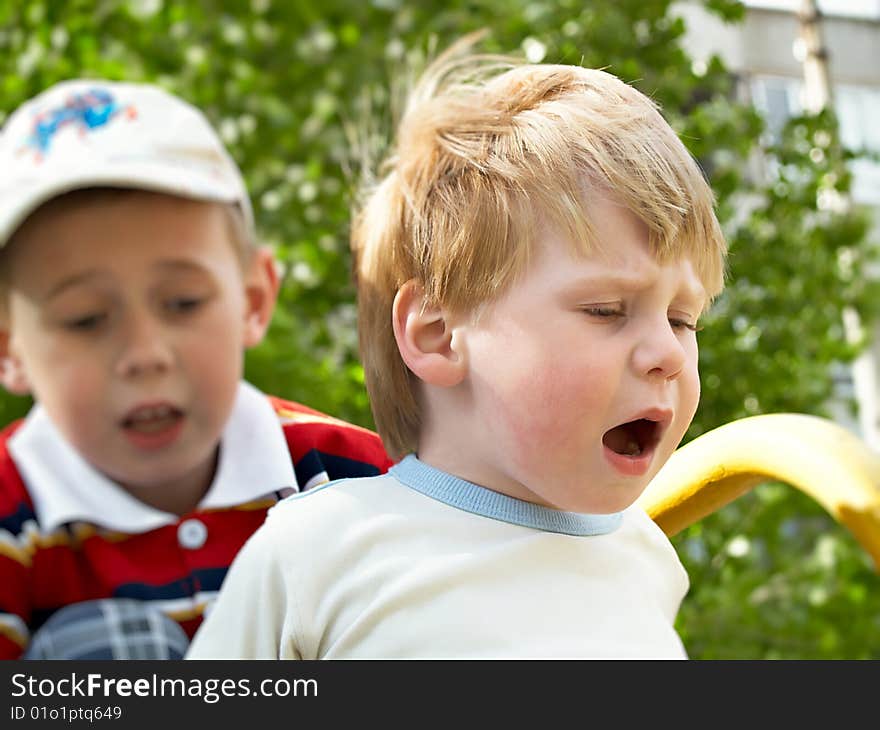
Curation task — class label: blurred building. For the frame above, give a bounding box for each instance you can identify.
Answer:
[674,0,880,447]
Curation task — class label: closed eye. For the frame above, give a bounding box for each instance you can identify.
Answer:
[164,297,206,315]
[582,306,623,319]
[62,313,107,332]
[669,318,702,332]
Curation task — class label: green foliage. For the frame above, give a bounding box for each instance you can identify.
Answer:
[2,0,878,658]
[694,109,880,434]
[675,483,880,659]
[676,108,880,659]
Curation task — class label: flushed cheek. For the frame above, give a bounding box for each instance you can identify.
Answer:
[658,368,700,460]
[485,359,609,468]
[677,364,701,427]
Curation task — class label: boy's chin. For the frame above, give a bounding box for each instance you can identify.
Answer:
[538,483,647,515]
[99,450,219,508]
[561,497,641,515]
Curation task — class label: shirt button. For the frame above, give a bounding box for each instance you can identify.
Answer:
[177,519,208,550]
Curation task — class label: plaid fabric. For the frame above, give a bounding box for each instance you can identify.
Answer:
[23,599,190,660]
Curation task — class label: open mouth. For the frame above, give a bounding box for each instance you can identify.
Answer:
[121,404,184,434]
[602,418,662,458]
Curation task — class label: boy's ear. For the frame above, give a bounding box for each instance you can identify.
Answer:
[0,330,31,396]
[392,279,466,388]
[242,246,280,348]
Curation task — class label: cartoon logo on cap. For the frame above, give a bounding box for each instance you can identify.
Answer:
[20,87,137,161]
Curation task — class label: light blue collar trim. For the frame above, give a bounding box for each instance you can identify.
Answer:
[389,455,622,536]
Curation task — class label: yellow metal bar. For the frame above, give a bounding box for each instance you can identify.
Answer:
[636,413,880,572]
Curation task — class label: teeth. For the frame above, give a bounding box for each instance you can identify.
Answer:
[129,405,174,422]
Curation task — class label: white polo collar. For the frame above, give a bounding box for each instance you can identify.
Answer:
[8,380,298,533]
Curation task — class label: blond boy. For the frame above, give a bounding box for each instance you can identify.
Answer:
[188,45,726,659]
[0,80,391,659]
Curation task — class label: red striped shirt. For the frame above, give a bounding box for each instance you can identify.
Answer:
[0,394,392,659]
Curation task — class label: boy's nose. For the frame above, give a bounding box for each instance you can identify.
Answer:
[115,313,174,378]
[632,321,687,381]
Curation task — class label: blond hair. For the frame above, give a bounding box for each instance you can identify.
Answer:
[352,41,728,459]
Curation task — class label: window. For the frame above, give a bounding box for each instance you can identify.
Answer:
[836,83,880,204]
[750,74,880,204]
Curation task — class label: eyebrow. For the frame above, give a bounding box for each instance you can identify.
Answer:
[564,273,708,306]
[44,269,107,302]
[568,272,651,289]
[152,258,213,274]
[44,259,213,302]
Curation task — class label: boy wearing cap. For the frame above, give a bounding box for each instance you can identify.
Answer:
[0,80,392,660]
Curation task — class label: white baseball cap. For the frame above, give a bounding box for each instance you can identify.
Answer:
[0,78,254,248]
